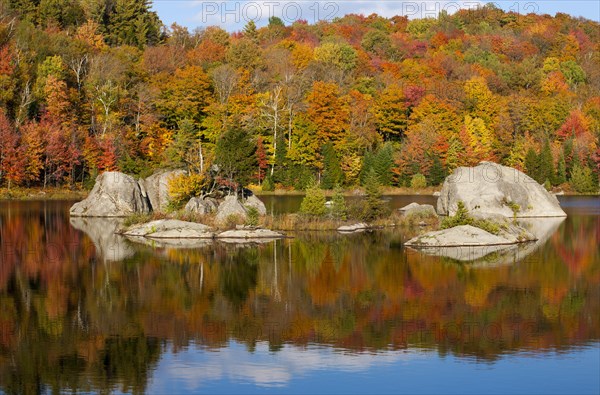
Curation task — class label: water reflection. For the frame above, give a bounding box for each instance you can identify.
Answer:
[408,217,566,266]
[0,198,599,394]
[70,217,134,262]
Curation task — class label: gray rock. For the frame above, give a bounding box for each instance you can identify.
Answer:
[437,162,567,218]
[70,217,134,261]
[70,172,151,217]
[399,203,437,218]
[215,195,248,224]
[405,225,521,247]
[142,169,187,212]
[337,223,369,232]
[244,194,267,215]
[122,219,214,239]
[217,228,285,239]
[399,202,421,212]
[185,196,218,214]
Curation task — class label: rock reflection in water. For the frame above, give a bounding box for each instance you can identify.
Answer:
[69,217,134,261]
[408,217,566,265]
[124,235,214,249]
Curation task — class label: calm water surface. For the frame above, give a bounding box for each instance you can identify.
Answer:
[0,196,599,394]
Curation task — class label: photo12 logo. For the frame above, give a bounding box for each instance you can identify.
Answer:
[199,1,341,25]
[197,1,542,27]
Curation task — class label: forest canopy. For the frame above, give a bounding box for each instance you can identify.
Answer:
[0,0,598,192]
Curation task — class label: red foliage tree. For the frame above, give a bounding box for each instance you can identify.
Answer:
[42,115,80,186]
[256,136,268,184]
[0,110,25,189]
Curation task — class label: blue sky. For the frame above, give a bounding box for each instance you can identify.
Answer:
[151,1,600,31]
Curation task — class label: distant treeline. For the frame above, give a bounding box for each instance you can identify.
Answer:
[0,1,598,192]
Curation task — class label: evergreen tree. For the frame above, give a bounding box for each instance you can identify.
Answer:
[243,20,258,43]
[7,0,40,23]
[38,0,85,29]
[569,163,598,193]
[525,148,539,182]
[359,150,375,185]
[330,185,347,220]
[105,0,162,47]
[538,139,555,185]
[555,152,567,185]
[268,16,285,27]
[215,127,257,190]
[563,138,574,178]
[262,175,274,192]
[300,180,327,217]
[164,118,199,172]
[428,155,447,186]
[373,143,394,186]
[410,173,427,189]
[272,134,288,184]
[363,168,384,220]
[321,143,343,189]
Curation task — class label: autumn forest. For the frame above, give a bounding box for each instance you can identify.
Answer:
[0,0,599,193]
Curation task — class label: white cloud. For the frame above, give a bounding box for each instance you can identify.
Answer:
[149,341,433,391]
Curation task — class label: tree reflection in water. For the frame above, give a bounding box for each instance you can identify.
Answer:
[0,200,598,394]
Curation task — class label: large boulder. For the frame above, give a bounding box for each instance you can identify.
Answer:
[142,169,187,212]
[184,196,218,215]
[437,162,566,218]
[70,172,151,217]
[244,194,267,215]
[215,195,248,224]
[213,195,267,223]
[405,225,519,247]
[399,203,437,218]
[337,223,369,233]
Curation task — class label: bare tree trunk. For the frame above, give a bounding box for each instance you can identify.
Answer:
[198,141,204,173]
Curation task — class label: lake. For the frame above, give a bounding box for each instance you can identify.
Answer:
[0,196,599,394]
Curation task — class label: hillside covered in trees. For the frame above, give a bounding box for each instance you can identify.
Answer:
[0,0,599,194]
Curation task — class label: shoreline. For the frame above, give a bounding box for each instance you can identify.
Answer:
[1,187,597,201]
[0,187,88,201]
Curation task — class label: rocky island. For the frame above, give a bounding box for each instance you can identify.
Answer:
[69,161,568,256]
[405,162,568,263]
[70,169,286,245]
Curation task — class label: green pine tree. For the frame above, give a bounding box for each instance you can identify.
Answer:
[243,20,258,43]
[330,185,347,220]
[569,163,598,193]
[525,148,539,183]
[164,118,199,172]
[272,134,288,184]
[563,138,574,178]
[300,180,327,217]
[428,155,447,186]
[364,168,384,220]
[359,150,375,185]
[106,0,162,47]
[538,139,555,185]
[215,127,257,189]
[262,175,275,192]
[373,143,394,186]
[321,143,343,189]
[555,152,567,185]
